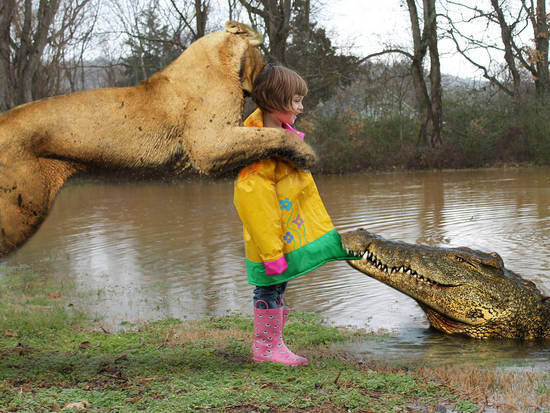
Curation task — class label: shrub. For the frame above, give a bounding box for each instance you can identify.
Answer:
[301,90,550,173]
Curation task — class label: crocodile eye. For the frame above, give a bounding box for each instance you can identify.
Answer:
[455,256,464,262]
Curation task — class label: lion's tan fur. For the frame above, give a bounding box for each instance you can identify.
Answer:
[0,22,316,256]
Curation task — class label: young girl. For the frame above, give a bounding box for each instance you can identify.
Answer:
[233,65,355,366]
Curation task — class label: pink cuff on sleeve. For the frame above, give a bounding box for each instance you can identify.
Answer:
[264,256,288,276]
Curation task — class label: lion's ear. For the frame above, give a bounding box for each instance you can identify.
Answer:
[225,21,250,34]
[225,21,263,46]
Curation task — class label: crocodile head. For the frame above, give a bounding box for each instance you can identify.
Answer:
[341,229,550,340]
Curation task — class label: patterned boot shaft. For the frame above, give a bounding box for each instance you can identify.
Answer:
[282,307,290,327]
[252,306,307,366]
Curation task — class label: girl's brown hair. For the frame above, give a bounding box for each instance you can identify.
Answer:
[251,64,308,113]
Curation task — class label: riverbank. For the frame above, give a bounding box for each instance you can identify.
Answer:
[1,269,548,412]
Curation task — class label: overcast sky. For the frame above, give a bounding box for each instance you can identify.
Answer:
[319,0,502,79]
[95,0,521,80]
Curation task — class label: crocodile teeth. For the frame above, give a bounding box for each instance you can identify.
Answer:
[354,248,444,285]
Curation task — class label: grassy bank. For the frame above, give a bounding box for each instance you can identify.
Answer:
[0,268,548,412]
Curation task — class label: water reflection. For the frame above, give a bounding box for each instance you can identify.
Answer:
[1,168,549,368]
[345,328,550,371]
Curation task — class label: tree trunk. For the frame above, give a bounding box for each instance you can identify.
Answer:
[406,0,432,147]
[239,0,292,64]
[424,0,442,146]
[534,0,549,104]
[227,0,238,20]
[491,0,522,107]
[0,0,16,111]
[15,0,62,106]
[195,0,208,39]
[406,0,442,148]
[263,0,291,64]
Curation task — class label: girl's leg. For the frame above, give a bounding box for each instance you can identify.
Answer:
[253,284,283,309]
[275,282,288,307]
[273,282,290,325]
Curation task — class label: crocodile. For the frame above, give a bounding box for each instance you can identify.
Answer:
[341,229,550,340]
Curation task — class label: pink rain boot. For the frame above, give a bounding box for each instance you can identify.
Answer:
[276,294,290,328]
[282,307,290,327]
[252,301,307,366]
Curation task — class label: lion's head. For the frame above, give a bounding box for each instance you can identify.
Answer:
[225,21,265,96]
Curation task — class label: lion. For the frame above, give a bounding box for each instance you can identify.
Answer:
[0,22,317,257]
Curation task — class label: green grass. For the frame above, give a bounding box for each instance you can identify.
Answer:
[1,267,547,412]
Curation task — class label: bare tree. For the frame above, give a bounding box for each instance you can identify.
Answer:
[407,0,442,147]
[443,0,549,106]
[424,0,442,146]
[168,0,211,41]
[40,0,100,95]
[238,0,292,64]
[0,0,98,111]
[521,0,548,103]
[109,0,191,85]
[0,0,17,111]
[227,0,242,20]
[16,0,63,104]
[363,0,442,147]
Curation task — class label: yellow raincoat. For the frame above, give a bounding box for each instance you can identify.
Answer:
[234,108,355,286]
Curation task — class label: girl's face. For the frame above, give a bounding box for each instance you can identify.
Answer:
[274,95,304,125]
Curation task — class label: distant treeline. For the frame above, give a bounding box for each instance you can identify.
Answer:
[301,72,550,173]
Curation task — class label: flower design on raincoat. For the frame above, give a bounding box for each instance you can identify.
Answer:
[280,198,292,211]
[283,232,294,244]
[292,214,304,229]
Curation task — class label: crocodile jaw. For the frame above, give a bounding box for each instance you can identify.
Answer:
[345,248,473,324]
[341,230,492,329]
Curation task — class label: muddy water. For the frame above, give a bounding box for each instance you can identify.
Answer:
[1,168,549,369]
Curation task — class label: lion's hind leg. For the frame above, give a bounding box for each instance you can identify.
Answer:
[0,157,80,257]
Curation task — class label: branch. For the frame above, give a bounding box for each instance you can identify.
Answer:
[357,49,414,65]
[447,27,513,97]
[168,0,197,39]
[512,42,537,75]
[238,0,266,20]
[446,0,498,25]
[123,31,185,48]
